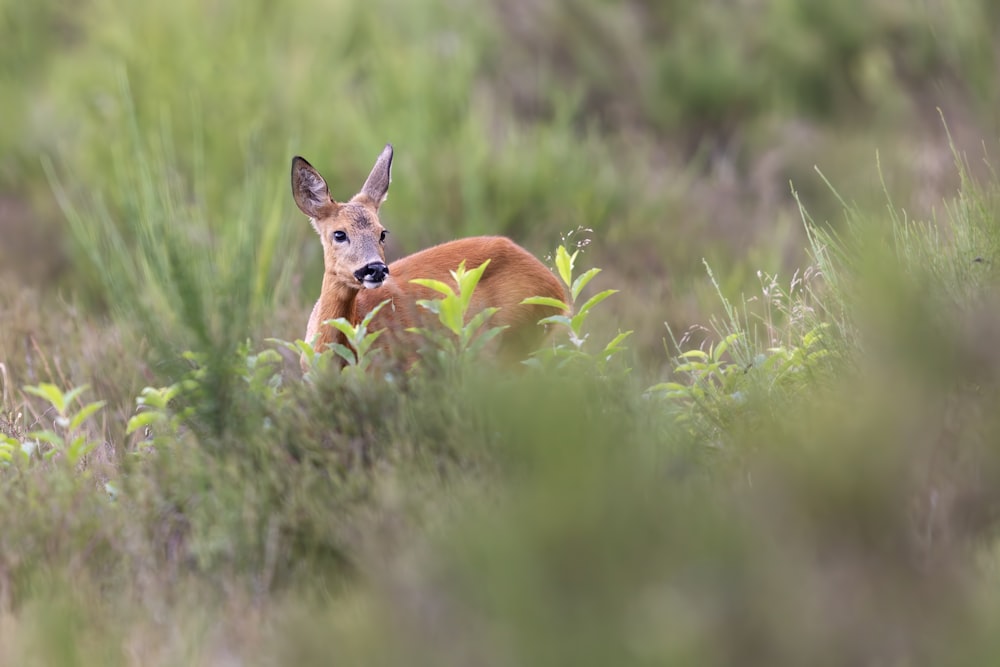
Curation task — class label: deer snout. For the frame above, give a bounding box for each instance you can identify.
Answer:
[354,261,389,287]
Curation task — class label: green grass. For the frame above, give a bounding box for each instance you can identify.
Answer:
[4,163,1000,662]
[4,0,1000,663]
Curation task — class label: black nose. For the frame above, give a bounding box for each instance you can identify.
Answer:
[354,261,389,283]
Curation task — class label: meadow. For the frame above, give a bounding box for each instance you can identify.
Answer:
[2,0,1000,664]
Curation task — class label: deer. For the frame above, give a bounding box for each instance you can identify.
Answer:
[291,144,568,370]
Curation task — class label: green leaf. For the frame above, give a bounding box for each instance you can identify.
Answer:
[410,277,456,297]
[27,430,63,448]
[437,296,465,335]
[538,314,573,328]
[62,384,90,409]
[575,289,617,318]
[467,324,509,356]
[603,331,633,356]
[570,268,601,302]
[415,298,442,315]
[457,260,490,314]
[464,306,500,335]
[674,362,706,373]
[360,299,391,328]
[324,317,361,340]
[647,381,688,393]
[520,296,569,310]
[0,437,15,464]
[69,401,106,432]
[136,386,169,410]
[266,337,308,356]
[68,434,85,460]
[251,349,283,366]
[330,343,357,365]
[355,329,384,358]
[126,411,165,435]
[67,435,98,465]
[297,342,319,366]
[555,245,576,287]
[24,383,68,413]
[679,349,710,360]
[570,289,617,331]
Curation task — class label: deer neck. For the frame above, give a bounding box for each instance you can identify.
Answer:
[313,273,361,352]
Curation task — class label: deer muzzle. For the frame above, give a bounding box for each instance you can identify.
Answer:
[354,261,389,288]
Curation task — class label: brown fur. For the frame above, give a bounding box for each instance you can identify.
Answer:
[292,145,567,370]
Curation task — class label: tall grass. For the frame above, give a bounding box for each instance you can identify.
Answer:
[50,80,293,347]
[4,151,1000,663]
[6,0,998,366]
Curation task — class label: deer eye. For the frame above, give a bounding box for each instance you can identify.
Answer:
[332,230,348,243]
[379,230,388,244]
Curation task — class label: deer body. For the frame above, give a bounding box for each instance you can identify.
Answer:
[293,145,567,368]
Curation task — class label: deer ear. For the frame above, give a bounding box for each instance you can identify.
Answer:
[358,143,393,209]
[291,156,334,219]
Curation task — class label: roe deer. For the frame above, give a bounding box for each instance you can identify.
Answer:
[291,144,567,369]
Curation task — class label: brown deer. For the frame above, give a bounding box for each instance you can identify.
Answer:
[291,144,567,369]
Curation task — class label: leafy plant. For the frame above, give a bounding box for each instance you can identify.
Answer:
[21,383,105,466]
[320,300,392,374]
[0,398,25,465]
[523,245,632,372]
[649,333,744,405]
[647,253,840,440]
[270,337,336,380]
[268,300,391,383]
[758,323,834,387]
[125,378,198,448]
[126,343,286,451]
[409,259,508,365]
[0,436,16,465]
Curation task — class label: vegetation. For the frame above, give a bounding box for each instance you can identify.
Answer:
[2,0,1000,664]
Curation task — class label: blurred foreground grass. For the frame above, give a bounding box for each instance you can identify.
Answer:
[2,0,1000,664]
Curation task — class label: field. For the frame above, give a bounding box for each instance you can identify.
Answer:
[2,0,1000,664]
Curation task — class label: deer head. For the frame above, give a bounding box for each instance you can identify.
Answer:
[291,144,394,290]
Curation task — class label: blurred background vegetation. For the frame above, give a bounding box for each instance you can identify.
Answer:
[1,0,1000,664]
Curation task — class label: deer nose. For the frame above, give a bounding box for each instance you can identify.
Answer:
[354,261,389,284]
